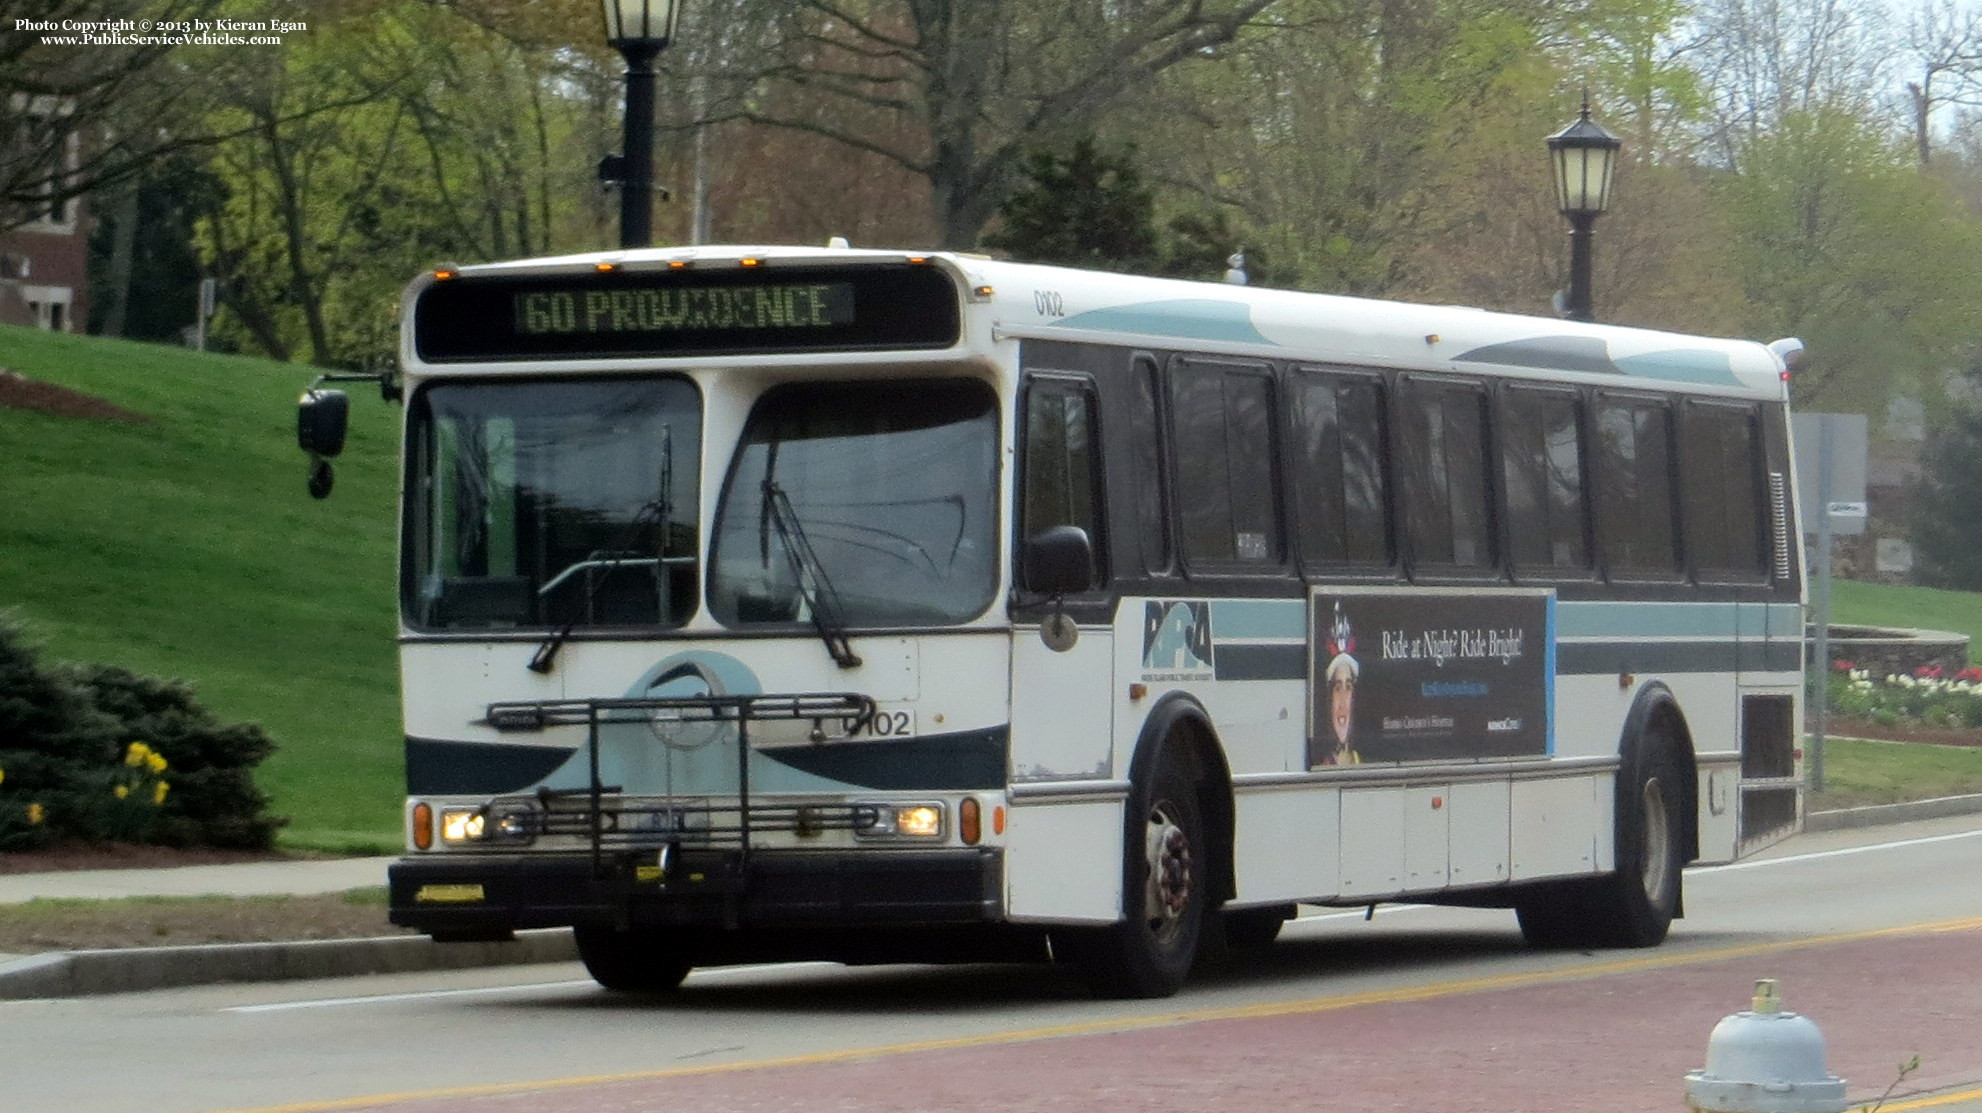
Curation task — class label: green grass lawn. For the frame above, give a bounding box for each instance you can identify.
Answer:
[1830,579,1982,648]
[1809,736,1982,810]
[0,325,402,851]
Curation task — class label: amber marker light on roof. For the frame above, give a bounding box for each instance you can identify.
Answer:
[433,268,458,281]
[740,257,762,267]
[668,260,689,269]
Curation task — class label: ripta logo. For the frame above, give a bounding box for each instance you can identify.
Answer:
[1141,600,1214,680]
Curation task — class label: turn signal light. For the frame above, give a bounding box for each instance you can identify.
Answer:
[960,797,981,845]
[411,801,434,850]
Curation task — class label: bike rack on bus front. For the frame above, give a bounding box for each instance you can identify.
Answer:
[483,693,879,896]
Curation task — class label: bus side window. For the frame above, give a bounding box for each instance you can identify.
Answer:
[1292,368,1392,567]
[1131,356,1173,575]
[1401,378,1495,571]
[1683,401,1768,579]
[1170,357,1285,565]
[1501,386,1592,575]
[1594,394,1681,576]
[1020,375,1105,587]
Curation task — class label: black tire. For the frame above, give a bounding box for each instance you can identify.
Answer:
[574,925,694,993]
[1517,728,1685,949]
[1068,754,1208,999]
[1220,904,1294,950]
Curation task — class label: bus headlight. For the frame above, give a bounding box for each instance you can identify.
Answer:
[440,808,485,844]
[854,802,944,840]
[439,805,538,845]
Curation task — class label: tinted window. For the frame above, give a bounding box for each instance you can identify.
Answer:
[708,380,999,626]
[1131,357,1173,574]
[1403,380,1494,569]
[1171,359,1284,563]
[1684,402,1767,576]
[405,377,702,630]
[1021,376,1104,580]
[1502,387,1591,573]
[1595,396,1680,574]
[1292,369,1392,565]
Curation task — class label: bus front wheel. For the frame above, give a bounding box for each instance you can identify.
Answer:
[1066,755,1208,999]
[1516,728,1685,949]
[574,925,694,993]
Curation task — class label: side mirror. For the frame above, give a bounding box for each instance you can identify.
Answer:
[1022,525,1094,596]
[298,388,349,500]
[298,388,350,458]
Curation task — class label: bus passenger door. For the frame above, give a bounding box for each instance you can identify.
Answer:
[1005,371,1121,923]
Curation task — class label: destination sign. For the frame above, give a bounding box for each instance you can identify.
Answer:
[414,264,959,362]
[513,282,855,337]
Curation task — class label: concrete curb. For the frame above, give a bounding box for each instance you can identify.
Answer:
[0,927,576,999]
[1803,792,1982,832]
[1,797,1976,1000]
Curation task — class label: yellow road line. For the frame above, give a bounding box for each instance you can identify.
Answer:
[201,915,1982,1113]
[1878,1087,1982,1112]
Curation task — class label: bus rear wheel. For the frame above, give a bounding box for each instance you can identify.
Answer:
[574,925,694,993]
[1516,729,1685,949]
[1068,756,1208,999]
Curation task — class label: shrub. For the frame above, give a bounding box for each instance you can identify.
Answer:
[0,617,286,850]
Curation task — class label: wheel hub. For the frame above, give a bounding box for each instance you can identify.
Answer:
[1143,805,1193,939]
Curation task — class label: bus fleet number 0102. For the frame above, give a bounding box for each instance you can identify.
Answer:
[844,709,915,738]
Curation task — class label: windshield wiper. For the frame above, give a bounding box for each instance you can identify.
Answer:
[529,440,673,674]
[764,480,862,669]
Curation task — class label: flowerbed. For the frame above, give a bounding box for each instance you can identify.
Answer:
[1825,660,1982,731]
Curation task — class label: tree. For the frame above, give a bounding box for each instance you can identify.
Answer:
[194,0,609,366]
[1,0,228,231]
[745,0,1279,248]
[1715,108,1982,412]
[1911,378,1982,589]
[983,137,1157,269]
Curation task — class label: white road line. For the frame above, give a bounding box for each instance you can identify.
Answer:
[1695,827,1982,873]
[225,979,595,1013]
[225,961,847,1013]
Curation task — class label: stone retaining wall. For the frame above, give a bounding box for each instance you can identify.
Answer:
[1809,625,1970,678]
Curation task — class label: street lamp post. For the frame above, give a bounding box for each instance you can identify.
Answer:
[1546,100,1622,322]
[601,0,681,249]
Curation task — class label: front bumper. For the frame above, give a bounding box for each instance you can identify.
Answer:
[389,847,1004,936]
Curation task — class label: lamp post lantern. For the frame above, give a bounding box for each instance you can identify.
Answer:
[1546,100,1621,322]
[601,0,681,249]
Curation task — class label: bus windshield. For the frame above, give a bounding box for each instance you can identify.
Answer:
[404,377,702,630]
[708,379,999,629]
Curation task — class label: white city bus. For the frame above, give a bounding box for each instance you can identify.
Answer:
[299,245,1806,998]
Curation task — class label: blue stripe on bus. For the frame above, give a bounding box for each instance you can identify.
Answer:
[1052,299,1272,345]
[1210,598,1306,640]
[1556,639,1800,675]
[1554,600,1800,639]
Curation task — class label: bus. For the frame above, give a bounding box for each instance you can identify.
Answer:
[297,245,1807,999]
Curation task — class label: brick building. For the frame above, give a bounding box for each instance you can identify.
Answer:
[1,99,89,332]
